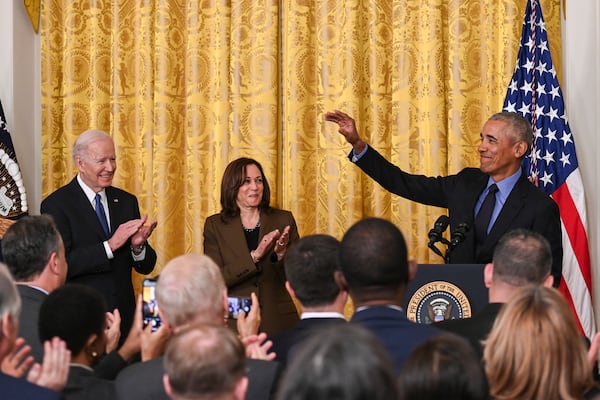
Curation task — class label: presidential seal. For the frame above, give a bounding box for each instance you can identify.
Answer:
[406,281,472,324]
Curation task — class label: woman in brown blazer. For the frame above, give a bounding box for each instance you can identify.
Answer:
[204,157,300,335]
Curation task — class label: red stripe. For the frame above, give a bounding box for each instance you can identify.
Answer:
[552,182,592,292]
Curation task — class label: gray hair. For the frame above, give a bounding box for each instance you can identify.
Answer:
[0,262,21,320]
[488,112,533,154]
[156,254,226,328]
[72,129,112,162]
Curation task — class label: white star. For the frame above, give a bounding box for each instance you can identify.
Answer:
[531,148,542,163]
[533,127,543,141]
[525,36,535,51]
[560,132,572,146]
[559,151,571,166]
[546,129,557,143]
[535,103,546,118]
[549,85,560,100]
[538,19,547,33]
[520,80,533,96]
[535,62,548,75]
[508,79,519,94]
[547,106,559,122]
[540,171,553,187]
[561,112,569,124]
[538,40,549,55]
[504,101,517,113]
[523,59,535,73]
[518,101,531,116]
[542,150,555,164]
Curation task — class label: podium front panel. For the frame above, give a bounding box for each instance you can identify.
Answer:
[402,264,488,324]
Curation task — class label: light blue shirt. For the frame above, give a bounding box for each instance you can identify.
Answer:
[474,169,522,234]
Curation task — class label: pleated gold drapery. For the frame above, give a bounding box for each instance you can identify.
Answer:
[41,1,562,293]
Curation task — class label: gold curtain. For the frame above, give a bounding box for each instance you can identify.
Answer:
[41,0,562,294]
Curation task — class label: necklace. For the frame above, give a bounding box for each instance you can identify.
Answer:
[243,219,261,232]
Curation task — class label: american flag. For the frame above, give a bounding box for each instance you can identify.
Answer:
[503,0,595,338]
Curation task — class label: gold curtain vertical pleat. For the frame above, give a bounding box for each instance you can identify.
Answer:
[41,0,562,290]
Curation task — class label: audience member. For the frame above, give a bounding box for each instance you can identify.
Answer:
[276,323,399,400]
[0,262,69,399]
[436,228,553,357]
[338,217,441,371]
[115,254,280,400]
[398,334,489,400]
[41,129,158,338]
[163,324,248,400]
[325,110,562,286]
[39,284,115,400]
[1,215,67,363]
[270,234,347,367]
[484,285,593,400]
[204,157,300,335]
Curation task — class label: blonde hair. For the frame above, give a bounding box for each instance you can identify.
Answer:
[484,286,592,400]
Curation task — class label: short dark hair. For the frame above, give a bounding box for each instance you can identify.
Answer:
[39,284,106,355]
[284,234,341,308]
[1,215,62,281]
[164,323,246,398]
[492,228,552,286]
[220,158,271,219]
[398,334,489,400]
[339,218,409,295]
[276,324,399,400]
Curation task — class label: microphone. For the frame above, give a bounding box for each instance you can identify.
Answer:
[449,223,469,251]
[427,215,450,247]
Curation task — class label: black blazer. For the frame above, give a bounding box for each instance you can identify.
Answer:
[115,356,281,400]
[63,366,115,400]
[41,177,157,335]
[270,317,346,368]
[16,284,46,363]
[354,146,562,285]
[0,372,62,400]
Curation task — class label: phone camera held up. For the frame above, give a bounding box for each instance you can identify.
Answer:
[228,296,252,319]
[142,278,161,332]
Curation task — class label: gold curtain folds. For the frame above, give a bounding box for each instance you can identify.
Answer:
[41,0,562,293]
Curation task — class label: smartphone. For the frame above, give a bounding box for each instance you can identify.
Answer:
[227,296,252,319]
[142,278,161,331]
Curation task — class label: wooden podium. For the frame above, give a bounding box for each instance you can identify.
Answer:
[402,264,488,324]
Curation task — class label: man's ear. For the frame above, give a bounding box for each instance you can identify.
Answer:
[484,263,494,288]
[284,281,296,299]
[407,260,418,282]
[163,374,173,397]
[47,251,59,275]
[542,274,554,288]
[233,376,249,400]
[514,140,528,158]
[334,271,348,291]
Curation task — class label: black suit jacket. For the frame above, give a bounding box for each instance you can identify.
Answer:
[64,365,115,400]
[270,317,346,368]
[41,177,157,335]
[354,146,562,285]
[16,284,46,363]
[0,372,62,400]
[115,356,281,400]
[435,302,503,359]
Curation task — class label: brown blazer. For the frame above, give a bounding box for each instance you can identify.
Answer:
[204,208,300,335]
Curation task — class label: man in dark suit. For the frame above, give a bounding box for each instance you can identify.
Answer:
[270,234,347,367]
[115,254,280,400]
[1,215,67,363]
[41,129,157,337]
[325,110,562,287]
[436,228,554,357]
[0,263,67,399]
[338,217,441,372]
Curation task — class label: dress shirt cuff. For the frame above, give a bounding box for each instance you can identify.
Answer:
[351,143,369,162]
[131,246,146,261]
[103,240,114,260]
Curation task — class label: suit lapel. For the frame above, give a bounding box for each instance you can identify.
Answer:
[485,175,528,246]
[68,179,108,240]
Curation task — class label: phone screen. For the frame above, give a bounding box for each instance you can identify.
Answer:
[227,296,252,319]
[142,278,161,331]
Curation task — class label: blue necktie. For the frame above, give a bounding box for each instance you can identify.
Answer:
[95,193,110,238]
[475,184,498,243]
